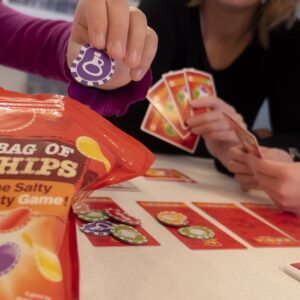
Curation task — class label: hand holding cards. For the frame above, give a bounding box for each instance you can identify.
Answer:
[141,69,216,153]
[222,111,263,158]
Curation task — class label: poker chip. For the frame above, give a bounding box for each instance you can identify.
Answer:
[110,224,148,245]
[156,211,188,227]
[178,226,215,240]
[105,208,141,226]
[80,220,114,236]
[76,210,109,222]
[71,44,115,87]
[0,242,21,277]
[72,202,90,214]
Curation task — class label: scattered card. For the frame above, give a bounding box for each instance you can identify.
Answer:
[194,202,300,247]
[242,203,300,242]
[284,262,300,281]
[141,104,200,153]
[144,168,196,183]
[138,201,246,250]
[101,181,140,191]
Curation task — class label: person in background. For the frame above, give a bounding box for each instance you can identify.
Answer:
[106,0,300,213]
[0,0,158,116]
[246,153,300,215]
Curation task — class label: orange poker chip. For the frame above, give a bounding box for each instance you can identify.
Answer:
[156,211,188,227]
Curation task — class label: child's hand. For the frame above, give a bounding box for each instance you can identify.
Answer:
[67,0,158,90]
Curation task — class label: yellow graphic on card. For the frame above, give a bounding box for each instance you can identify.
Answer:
[203,238,222,247]
[22,233,62,282]
[76,136,111,172]
[254,236,295,245]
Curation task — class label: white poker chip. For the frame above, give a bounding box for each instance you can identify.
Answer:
[71,44,115,87]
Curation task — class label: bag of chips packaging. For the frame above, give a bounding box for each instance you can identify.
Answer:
[0,87,155,300]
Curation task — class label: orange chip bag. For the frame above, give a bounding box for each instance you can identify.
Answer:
[0,87,155,300]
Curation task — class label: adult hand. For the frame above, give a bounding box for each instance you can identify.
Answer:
[247,154,300,214]
[227,146,293,191]
[67,0,158,90]
[186,96,245,165]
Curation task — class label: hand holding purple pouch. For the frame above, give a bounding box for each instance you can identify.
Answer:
[71,44,115,88]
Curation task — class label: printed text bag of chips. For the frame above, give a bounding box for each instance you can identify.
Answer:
[0,87,155,300]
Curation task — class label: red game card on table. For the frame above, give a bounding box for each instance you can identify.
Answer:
[75,197,159,247]
[141,105,199,153]
[147,78,190,139]
[242,203,300,242]
[143,168,196,183]
[138,201,246,250]
[284,262,300,281]
[194,202,300,247]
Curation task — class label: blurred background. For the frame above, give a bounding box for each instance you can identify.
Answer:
[0,1,299,133]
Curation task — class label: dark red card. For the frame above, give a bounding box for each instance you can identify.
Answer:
[76,197,159,247]
[242,203,300,242]
[194,202,300,247]
[138,201,246,250]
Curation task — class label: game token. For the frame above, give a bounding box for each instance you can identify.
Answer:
[105,208,141,226]
[157,211,188,227]
[178,226,215,240]
[72,202,90,214]
[76,210,109,222]
[110,224,148,245]
[0,242,20,276]
[71,44,115,87]
[80,221,114,236]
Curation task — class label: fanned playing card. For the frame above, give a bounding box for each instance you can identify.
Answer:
[141,104,200,153]
[163,70,192,128]
[147,79,190,139]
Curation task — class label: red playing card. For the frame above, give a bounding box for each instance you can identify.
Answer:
[163,71,193,128]
[194,202,300,247]
[147,79,190,139]
[75,197,159,247]
[222,111,263,158]
[138,201,246,250]
[141,104,200,153]
[184,69,216,114]
[242,203,300,242]
[284,262,300,281]
[143,168,196,183]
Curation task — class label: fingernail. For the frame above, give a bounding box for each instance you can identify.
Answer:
[111,40,125,58]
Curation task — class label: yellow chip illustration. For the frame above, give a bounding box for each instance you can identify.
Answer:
[76,136,111,172]
[22,233,63,282]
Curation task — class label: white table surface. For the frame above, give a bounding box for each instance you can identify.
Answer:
[77,154,300,300]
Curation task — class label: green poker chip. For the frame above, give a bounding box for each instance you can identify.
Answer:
[76,210,109,222]
[110,224,148,245]
[178,226,215,240]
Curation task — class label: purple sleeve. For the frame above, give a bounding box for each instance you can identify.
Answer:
[0,3,152,116]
